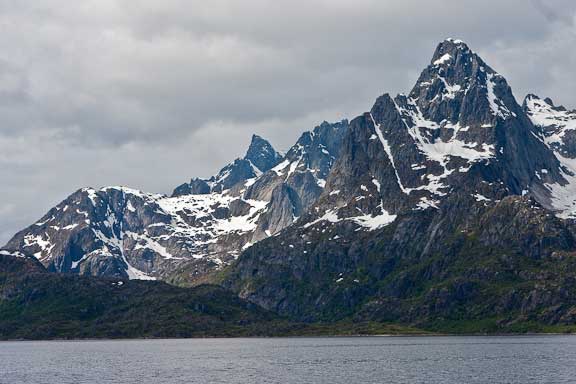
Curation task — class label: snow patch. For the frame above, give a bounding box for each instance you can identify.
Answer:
[433,53,451,66]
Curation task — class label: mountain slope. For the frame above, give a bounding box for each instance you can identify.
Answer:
[3,122,349,284]
[0,251,293,339]
[3,39,576,333]
[0,251,428,339]
[223,39,576,330]
[524,94,576,217]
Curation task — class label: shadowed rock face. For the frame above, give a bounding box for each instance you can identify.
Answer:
[3,122,349,284]
[244,134,284,173]
[223,39,576,326]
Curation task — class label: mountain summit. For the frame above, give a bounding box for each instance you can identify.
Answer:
[411,38,520,125]
[244,134,283,173]
[222,40,576,328]
[4,40,576,331]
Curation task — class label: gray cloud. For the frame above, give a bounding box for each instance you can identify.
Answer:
[1,0,576,244]
[531,0,575,25]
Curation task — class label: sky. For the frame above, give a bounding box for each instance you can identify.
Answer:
[1,0,576,244]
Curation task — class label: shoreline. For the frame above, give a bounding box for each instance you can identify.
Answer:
[1,331,574,343]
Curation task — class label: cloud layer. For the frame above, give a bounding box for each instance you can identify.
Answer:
[1,0,576,243]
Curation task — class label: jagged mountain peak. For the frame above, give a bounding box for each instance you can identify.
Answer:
[172,134,283,197]
[244,134,283,173]
[524,94,572,114]
[315,40,564,225]
[408,39,521,127]
[430,38,473,64]
[524,92,576,169]
[281,119,349,181]
[524,94,576,135]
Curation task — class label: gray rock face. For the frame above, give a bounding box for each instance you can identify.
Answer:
[245,120,349,202]
[6,37,576,331]
[224,39,576,324]
[243,120,349,239]
[210,159,260,193]
[523,94,576,217]
[3,123,348,284]
[244,134,284,173]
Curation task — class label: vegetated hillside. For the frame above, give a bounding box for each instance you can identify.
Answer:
[0,252,424,339]
[0,251,284,339]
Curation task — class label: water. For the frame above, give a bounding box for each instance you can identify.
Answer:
[0,336,574,383]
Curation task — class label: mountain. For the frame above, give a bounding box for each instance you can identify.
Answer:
[223,39,576,331]
[3,39,576,334]
[243,120,349,237]
[2,122,349,285]
[173,134,284,196]
[523,94,576,217]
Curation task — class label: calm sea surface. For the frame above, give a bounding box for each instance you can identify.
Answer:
[0,335,574,383]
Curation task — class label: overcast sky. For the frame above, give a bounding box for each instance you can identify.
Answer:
[1,0,575,244]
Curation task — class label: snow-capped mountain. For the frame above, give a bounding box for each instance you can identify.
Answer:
[5,38,576,331]
[524,94,576,218]
[5,36,576,321]
[2,122,348,283]
[223,39,576,324]
[290,38,567,231]
[172,134,283,196]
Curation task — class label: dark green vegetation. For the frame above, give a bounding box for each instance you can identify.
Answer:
[0,253,423,339]
[0,254,275,339]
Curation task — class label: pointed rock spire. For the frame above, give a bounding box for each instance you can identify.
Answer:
[244,134,282,173]
[408,38,521,127]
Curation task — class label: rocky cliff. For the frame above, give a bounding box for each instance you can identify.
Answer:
[2,121,348,284]
[223,39,576,330]
[3,39,576,332]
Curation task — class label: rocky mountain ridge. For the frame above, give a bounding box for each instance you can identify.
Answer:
[2,121,348,284]
[222,39,576,328]
[3,39,576,332]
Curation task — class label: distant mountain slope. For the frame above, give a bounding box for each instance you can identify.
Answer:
[523,94,576,217]
[2,121,348,284]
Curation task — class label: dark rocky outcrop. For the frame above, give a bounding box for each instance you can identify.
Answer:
[222,39,576,330]
[244,134,284,173]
